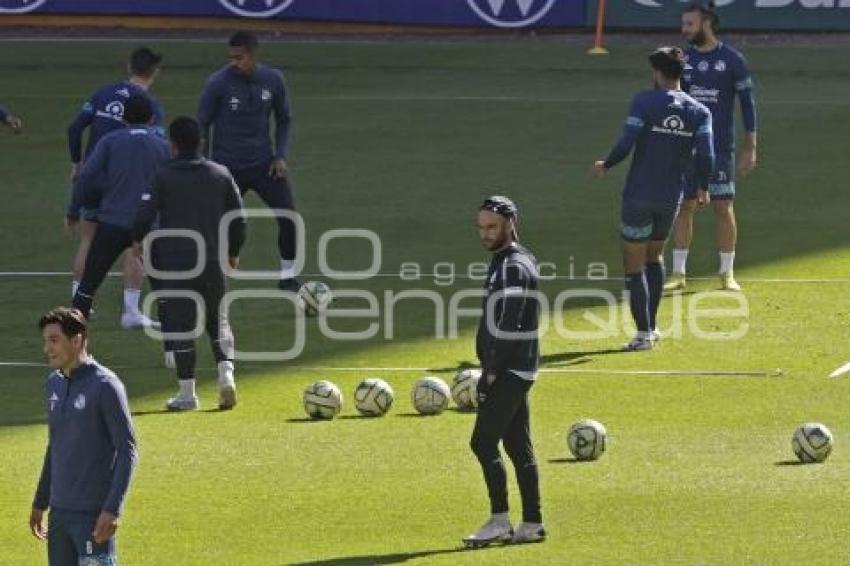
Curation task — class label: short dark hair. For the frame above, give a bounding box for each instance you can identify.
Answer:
[123,94,153,125]
[649,46,686,80]
[229,31,259,51]
[683,1,719,33]
[169,116,202,155]
[129,47,163,78]
[38,307,87,341]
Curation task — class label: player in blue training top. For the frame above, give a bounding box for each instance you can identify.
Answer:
[665,2,758,292]
[198,31,300,292]
[0,103,22,132]
[594,47,715,352]
[66,47,165,328]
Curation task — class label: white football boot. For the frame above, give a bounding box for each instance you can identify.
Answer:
[121,311,161,330]
[623,332,654,352]
[462,513,513,549]
[217,361,237,410]
[165,394,199,412]
[511,522,547,544]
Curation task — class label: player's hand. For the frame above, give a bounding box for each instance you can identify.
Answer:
[64,217,78,235]
[70,163,81,183]
[738,146,757,177]
[29,507,47,541]
[6,114,22,133]
[91,511,119,545]
[696,188,710,209]
[131,242,143,259]
[269,157,287,180]
[228,256,240,270]
[592,161,608,178]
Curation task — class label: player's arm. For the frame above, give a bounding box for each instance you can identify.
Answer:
[594,96,644,176]
[694,111,716,207]
[131,176,161,252]
[224,173,247,267]
[150,98,166,139]
[29,444,51,540]
[269,70,292,179]
[67,140,107,225]
[484,262,534,373]
[68,98,95,180]
[95,378,138,543]
[197,77,220,159]
[734,55,758,175]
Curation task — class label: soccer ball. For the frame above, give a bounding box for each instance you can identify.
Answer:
[412,376,451,415]
[567,419,608,461]
[296,281,333,316]
[303,380,343,420]
[451,368,481,411]
[354,378,394,417]
[792,422,833,463]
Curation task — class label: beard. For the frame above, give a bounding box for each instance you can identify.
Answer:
[688,29,708,47]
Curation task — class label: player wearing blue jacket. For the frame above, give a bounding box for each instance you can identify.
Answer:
[30,307,138,566]
[68,95,171,322]
[666,3,758,292]
[0,102,22,132]
[595,47,715,351]
[66,47,165,327]
[198,31,300,291]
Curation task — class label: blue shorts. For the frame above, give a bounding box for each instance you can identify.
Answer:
[685,151,736,201]
[48,508,116,566]
[620,200,680,243]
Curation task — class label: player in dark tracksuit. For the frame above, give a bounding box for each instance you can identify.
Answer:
[594,47,715,352]
[197,31,299,291]
[31,307,138,566]
[464,196,545,548]
[67,47,165,324]
[132,116,247,412]
[68,94,171,322]
[0,103,22,132]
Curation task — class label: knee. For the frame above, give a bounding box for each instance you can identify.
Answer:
[470,432,498,460]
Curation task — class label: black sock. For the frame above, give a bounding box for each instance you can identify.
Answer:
[174,347,196,381]
[625,272,650,333]
[645,262,665,330]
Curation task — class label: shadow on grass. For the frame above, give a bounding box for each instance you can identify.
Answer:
[774,459,808,466]
[285,546,473,565]
[548,457,596,464]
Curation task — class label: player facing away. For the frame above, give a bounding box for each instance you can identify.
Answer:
[68,94,171,322]
[594,47,715,352]
[132,117,247,411]
[665,2,758,292]
[464,196,545,548]
[198,31,300,292]
[67,47,165,327]
[31,307,138,566]
[0,103,23,132]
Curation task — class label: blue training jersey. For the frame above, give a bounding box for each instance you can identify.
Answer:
[67,81,165,163]
[604,89,715,204]
[682,42,756,153]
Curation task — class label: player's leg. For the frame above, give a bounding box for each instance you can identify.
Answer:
[645,203,678,341]
[621,203,653,351]
[71,217,97,299]
[164,280,202,411]
[66,509,117,565]
[465,371,526,548]
[665,198,697,291]
[711,152,740,291]
[252,166,300,291]
[147,272,175,369]
[202,262,236,410]
[119,250,158,329]
[501,377,545,544]
[72,224,133,319]
[47,509,79,566]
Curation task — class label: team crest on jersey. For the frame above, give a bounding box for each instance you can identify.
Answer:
[217,0,296,18]
[697,60,710,72]
[49,392,59,412]
[229,96,241,111]
[105,101,125,118]
[714,60,727,72]
[116,87,130,98]
[261,88,272,101]
[73,394,86,410]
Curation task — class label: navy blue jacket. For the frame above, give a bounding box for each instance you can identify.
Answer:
[68,126,170,228]
[0,104,8,124]
[33,359,138,516]
[604,89,715,204]
[197,64,292,170]
[67,81,164,163]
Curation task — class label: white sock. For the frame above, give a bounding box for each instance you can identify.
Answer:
[123,288,141,316]
[179,379,196,398]
[671,249,689,275]
[71,280,79,299]
[217,360,235,385]
[719,252,735,274]
[280,259,296,279]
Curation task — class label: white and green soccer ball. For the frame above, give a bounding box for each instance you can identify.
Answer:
[451,368,481,411]
[303,380,343,420]
[567,419,608,461]
[792,422,833,463]
[296,281,333,316]
[354,378,394,417]
[411,376,451,415]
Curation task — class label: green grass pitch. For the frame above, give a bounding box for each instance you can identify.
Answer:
[0,37,849,564]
